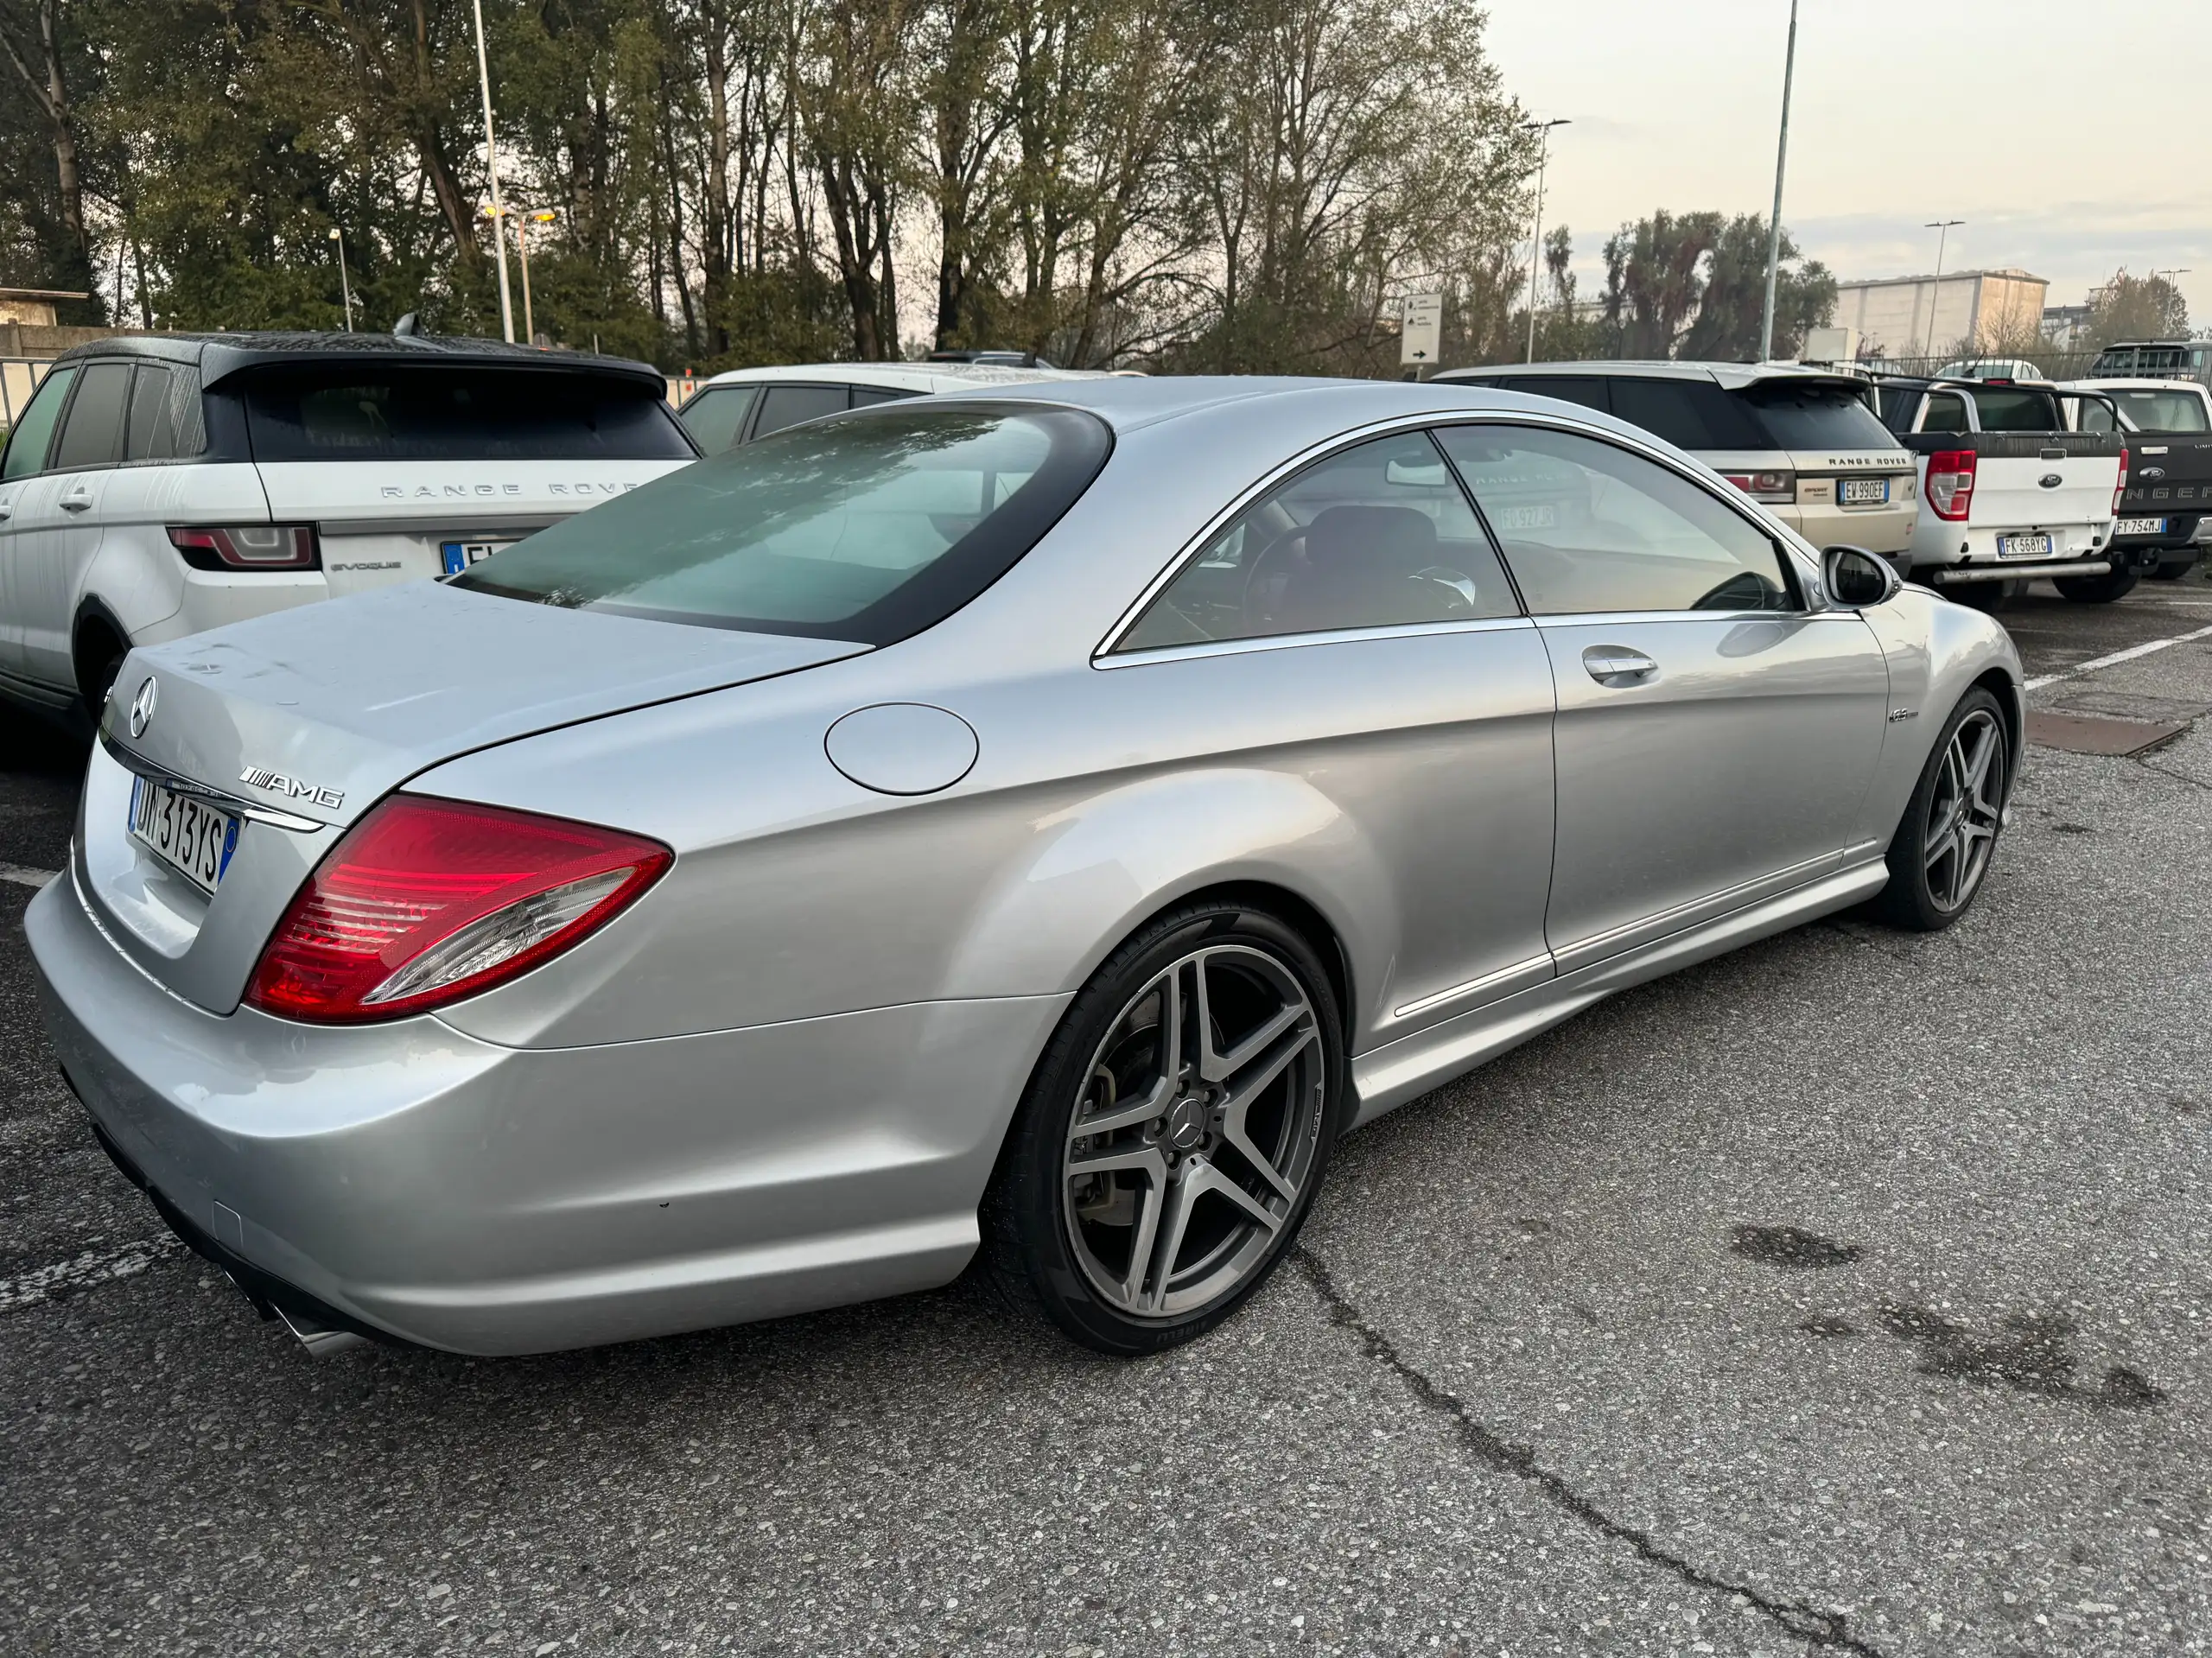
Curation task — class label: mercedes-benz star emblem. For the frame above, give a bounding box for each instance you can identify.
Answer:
[128,676,157,739]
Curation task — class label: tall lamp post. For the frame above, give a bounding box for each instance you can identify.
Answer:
[469,0,516,342]
[1758,0,1799,362]
[1522,118,1570,365]
[1923,219,1965,359]
[516,209,556,346]
[327,226,354,333]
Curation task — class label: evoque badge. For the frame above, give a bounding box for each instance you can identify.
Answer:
[127,676,157,739]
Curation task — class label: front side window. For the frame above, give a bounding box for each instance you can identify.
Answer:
[455,404,1110,644]
[678,385,760,454]
[51,360,131,470]
[242,366,694,461]
[1,364,74,480]
[752,384,849,439]
[1117,429,1521,651]
[1433,423,1795,616]
[1499,377,1611,414]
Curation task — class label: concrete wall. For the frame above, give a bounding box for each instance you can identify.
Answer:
[1834,271,2050,359]
[0,323,136,360]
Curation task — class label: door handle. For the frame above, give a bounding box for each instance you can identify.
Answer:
[1582,645,1658,683]
[59,487,93,512]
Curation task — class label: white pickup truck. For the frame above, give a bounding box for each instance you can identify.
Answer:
[1872,376,2129,607]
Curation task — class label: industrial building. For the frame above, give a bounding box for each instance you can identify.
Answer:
[1832,269,2050,359]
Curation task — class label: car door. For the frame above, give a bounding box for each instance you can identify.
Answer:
[1435,419,1889,972]
[1106,427,1558,1045]
[18,358,131,693]
[0,363,82,694]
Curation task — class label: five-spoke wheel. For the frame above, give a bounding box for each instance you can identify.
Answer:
[1877,687,2011,931]
[986,902,1344,1353]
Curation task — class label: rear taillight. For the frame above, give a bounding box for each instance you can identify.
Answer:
[1926,449,1977,522]
[1721,469,1796,504]
[2113,448,2128,516]
[245,795,671,1023]
[168,524,320,571]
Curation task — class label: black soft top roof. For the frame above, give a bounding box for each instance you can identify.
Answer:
[46,331,667,393]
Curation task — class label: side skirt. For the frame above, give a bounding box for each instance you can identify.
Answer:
[1348,858,1891,1126]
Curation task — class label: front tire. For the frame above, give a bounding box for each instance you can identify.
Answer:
[1875,688,2011,931]
[982,899,1347,1355]
[2052,568,2139,603]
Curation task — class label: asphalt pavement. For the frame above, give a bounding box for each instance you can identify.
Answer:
[3,581,2209,1657]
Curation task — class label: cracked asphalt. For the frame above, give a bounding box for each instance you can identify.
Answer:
[4,580,2210,1656]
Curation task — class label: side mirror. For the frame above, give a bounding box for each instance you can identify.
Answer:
[1823,544,1900,609]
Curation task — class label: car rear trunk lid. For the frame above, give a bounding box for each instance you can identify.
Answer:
[83,581,865,1013]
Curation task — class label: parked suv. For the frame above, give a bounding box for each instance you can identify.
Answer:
[2088,340,2212,392]
[677,360,1116,454]
[1432,361,1919,561]
[2063,378,2212,581]
[0,333,697,723]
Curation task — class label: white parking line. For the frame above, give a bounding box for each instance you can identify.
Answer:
[2023,622,2212,692]
[0,1234,187,1314]
[0,862,59,889]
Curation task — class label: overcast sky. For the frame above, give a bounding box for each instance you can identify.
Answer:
[1484,0,2212,327]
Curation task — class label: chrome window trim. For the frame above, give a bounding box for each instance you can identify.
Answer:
[1095,613,1535,670]
[99,731,327,833]
[1094,407,1815,660]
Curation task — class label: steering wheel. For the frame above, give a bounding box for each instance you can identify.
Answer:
[1240,527,1310,629]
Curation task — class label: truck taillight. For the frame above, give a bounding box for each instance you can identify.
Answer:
[2113,448,2128,517]
[1721,470,1796,504]
[245,795,671,1023]
[168,524,320,571]
[1926,450,1976,522]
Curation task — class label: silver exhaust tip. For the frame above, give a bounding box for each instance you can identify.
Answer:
[276,1305,370,1358]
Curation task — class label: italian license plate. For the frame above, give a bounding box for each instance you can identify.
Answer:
[129,777,240,897]
[1839,477,1891,505]
[1998,533,2054,560]
[1491,503,1559,532]
[2114,517,2166,535]
[440,538,516,575]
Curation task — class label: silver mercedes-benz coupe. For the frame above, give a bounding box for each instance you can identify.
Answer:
[29,377,2022,1358]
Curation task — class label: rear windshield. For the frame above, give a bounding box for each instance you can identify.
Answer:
[242,366,696,461]
[1737,384,1898,452]
[1967,387,2063,432]
[2110,388,2210,433]
[454,404,1111,644]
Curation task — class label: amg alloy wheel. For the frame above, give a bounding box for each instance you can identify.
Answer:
[986,903,1344,1354]
[1875,689,2010,931]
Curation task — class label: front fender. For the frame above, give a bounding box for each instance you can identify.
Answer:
[1858,589,2024,844]
[941,765,1395,1028]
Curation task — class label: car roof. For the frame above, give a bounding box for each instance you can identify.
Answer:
[1433,359,1870,394]
[46,331,667,392]
[2057,377,2208,392]
[696,361,1125,394]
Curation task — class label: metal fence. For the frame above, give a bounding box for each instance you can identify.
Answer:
[0,357,55,435]
[1840,350,2101,382]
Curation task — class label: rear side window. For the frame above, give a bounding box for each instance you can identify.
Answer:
[851,386,918,407]
[1608,379,1764,449]
[678,385,760,454]
[1738,384,1897,451]
[241,367,695,461]
[1,364,74,479]
[752,384,850,438]
[51,360,131,470]
[1969,388,2061,432]
[455,404,1111,644]
[124,363,205,461]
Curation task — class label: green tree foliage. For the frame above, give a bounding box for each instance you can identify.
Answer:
[1594,210,1834,363]
[0,0,1537,373]
[2086,269,2191,347]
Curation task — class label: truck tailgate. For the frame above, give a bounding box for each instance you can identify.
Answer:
[1974,447,2118,530]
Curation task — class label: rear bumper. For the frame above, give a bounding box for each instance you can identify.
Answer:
[28,865,1065,1356]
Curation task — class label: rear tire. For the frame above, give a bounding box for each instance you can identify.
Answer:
[2149,559,2194,582]
[73,620,127,722]
[2052,568,2139,603]
[1875,688,2011,932]
[982,899,1348,1356]
[1949,579,2024,613]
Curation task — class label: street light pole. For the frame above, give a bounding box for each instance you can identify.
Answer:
[515,209,556,346]
[1522,118,1570,365]
[469,0,515,342]
[1758,0,1799,363]
[1923,219,1965,359]
[327,226,354,333]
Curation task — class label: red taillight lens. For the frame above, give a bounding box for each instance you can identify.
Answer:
[2113,447,2128,516]
[245,795,671,1023]
[168,524,320,570]
[1926,449,1977,521]
[1721,471,1795,503]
